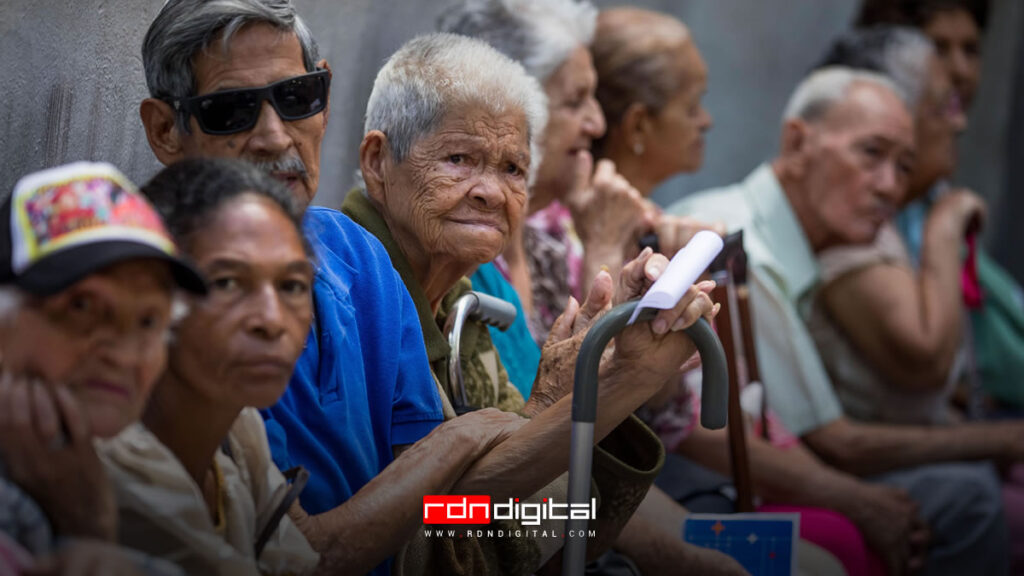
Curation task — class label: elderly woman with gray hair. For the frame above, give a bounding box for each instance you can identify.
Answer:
[340,31,719,574]
[439,0,713,344]
[437,3,751,575]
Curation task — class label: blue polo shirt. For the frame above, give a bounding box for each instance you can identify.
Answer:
[261,207,443,573]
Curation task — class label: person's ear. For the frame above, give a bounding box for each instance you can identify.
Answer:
[779,118,811,178]
[318,59,332,128]
[620,102,651,155]
[359,130,390,205]
[140,98,186,165]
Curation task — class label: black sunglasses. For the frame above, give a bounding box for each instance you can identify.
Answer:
[172,69,330,135]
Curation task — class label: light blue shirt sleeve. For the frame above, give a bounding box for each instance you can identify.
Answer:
[748,269,843,436]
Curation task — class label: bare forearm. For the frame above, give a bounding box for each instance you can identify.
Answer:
[456,363,658,498]
[804,418,1013,476]
[914,213,968,377]
[823,265,959,389]
[677,428,852,511]
[296,429,482,573]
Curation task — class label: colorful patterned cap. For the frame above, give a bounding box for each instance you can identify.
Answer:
[0,162,207,295]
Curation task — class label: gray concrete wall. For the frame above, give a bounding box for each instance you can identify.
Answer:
[2,0,1021,276]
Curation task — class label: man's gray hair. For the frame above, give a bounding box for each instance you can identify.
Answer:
[817,26,934,108]
[783,66,904,124]
[364,33,548,182]
[143,0,320,122]
[438,0,597,82]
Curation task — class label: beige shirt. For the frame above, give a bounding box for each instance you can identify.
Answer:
[808,222,960,425]
[98,408,319,576]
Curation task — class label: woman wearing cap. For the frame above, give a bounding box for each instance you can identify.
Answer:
[96,158,320,576]
[0,161,206,574]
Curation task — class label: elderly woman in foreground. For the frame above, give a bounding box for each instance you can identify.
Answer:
[440,0,717,344]
[0,162,206,575]
[340,32,717,574]
[98,158,321,575]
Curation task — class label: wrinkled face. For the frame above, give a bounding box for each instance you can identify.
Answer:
[169,195,313,410]
[910,56,967,198]
[924,8,981,110]
[379,105,530,272]
[535,45,606,201]
[2,261,175,438]
[646,40,712,180]
[180,23,328,206]
[800,83,915,246]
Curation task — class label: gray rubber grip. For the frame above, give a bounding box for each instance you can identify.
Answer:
[570,301,728,429]
[467,291,518,331]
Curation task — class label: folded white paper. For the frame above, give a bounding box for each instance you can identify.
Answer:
[627,230,724,325]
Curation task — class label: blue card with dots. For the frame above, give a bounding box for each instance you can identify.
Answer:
[683,513,799,576]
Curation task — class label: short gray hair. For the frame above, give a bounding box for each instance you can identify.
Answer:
[364,33,548,182]
[817,26,934,108]
[143,0,320,125]
[438,0,598,82]
[783,66,904,124]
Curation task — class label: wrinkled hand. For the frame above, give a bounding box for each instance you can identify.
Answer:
[565,154,652,254]
[848,484,929,576]
[932,187,986,237]
[523,270,615,417]
[0,374,117,542]
[651,212,727,259]
[609,249,718,393]
[445,408,530,495]
[24,540,146,576]
[442,407,528,458]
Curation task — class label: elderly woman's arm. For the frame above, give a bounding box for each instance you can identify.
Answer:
[289,408,525,575]
[819,189,985,390]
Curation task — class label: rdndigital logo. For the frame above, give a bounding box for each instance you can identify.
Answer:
[423,495,492,524]
[423,495,598,526]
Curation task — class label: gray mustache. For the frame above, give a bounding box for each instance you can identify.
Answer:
[245,155,308,178]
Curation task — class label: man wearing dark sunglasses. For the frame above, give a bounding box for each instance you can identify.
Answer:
[140,7,329,206]
[136,2,522,575]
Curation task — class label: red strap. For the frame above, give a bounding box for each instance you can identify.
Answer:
[962,232,984,309]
